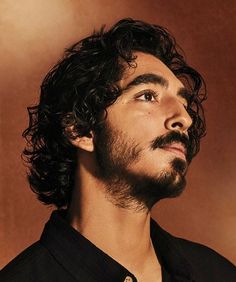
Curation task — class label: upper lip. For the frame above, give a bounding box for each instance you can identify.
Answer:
[161,142,187,155]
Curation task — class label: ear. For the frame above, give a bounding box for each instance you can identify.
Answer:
[65,126,95,152]
[71,132,94,152]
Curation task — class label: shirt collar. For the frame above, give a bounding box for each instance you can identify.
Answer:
[150,219,195,281]
[40,209,195,282]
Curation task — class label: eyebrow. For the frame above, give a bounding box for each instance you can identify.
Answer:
[122,73,169,91]
[122,73,190,105]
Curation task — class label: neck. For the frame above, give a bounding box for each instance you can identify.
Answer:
[67,155,154,273]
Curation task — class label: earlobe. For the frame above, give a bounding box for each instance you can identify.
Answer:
[64,125,94,152]
[69,132,94,152]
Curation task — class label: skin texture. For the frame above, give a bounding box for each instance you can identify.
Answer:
[67,52,192,281]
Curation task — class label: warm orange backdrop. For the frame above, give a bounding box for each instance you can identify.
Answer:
[1,0,236,268]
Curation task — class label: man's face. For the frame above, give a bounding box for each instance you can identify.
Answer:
[94,52,193,211]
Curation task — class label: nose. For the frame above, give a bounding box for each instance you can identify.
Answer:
[165,103,192,134]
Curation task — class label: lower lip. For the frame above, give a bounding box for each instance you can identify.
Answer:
[161,147,186,161]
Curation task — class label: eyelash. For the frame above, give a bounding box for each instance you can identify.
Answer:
[135,90,189,109]
[136,90,159,102]
[183,101,190,110]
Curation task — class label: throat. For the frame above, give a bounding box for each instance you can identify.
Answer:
[67,205,163,281]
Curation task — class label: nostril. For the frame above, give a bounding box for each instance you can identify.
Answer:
[172,122,183,129]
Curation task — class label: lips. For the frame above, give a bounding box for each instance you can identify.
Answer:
[161,142,187,160]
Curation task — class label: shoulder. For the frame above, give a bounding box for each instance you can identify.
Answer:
[0,242,72,282]
[0,242,47,281]
[174,235,236,280]
[152,220,236,281]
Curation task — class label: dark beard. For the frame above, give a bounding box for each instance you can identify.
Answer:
[94,123,190,211]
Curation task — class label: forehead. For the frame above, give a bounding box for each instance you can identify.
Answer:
[119,52,184,89]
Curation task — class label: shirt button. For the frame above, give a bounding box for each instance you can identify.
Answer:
[124,276,133,282]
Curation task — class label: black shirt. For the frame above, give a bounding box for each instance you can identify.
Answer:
[1,210,236,281]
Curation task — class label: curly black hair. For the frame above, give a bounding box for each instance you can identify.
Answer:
[22,18,206,208]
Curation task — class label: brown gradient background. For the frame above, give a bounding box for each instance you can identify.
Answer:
[0,0,236,269]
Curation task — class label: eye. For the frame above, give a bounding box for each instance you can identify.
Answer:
[179,98,188,110]
[136,90,158,102]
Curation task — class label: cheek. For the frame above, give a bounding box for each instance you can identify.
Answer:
[127,111,166,141]
[107,105,167,144]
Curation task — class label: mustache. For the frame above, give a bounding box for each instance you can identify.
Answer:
[150,131,193,161]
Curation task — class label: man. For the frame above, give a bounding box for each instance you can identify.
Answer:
[1,18,235,281]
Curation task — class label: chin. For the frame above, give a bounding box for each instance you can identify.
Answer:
[127,168,187,211]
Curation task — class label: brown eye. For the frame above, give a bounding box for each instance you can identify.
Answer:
[144,93,154,101]
[136,90,158,102]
